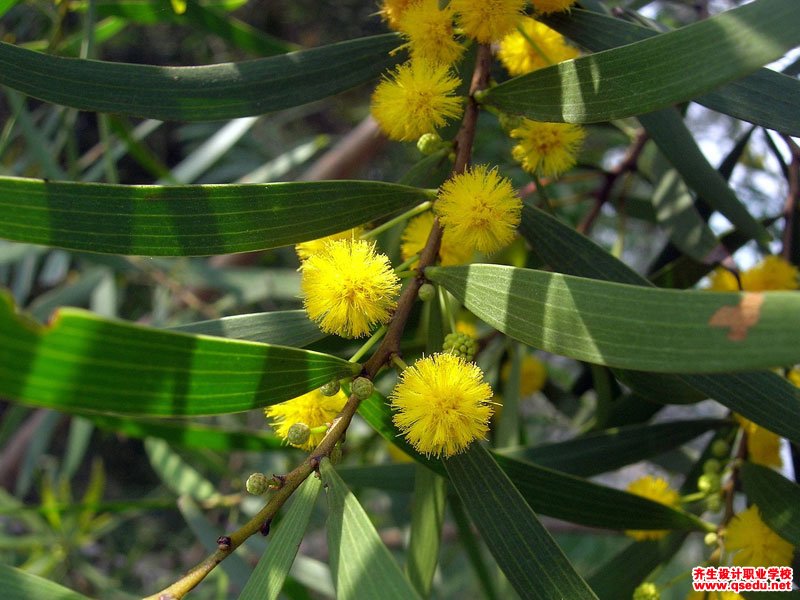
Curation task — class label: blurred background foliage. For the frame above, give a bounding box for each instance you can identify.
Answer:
[0,0,797,599]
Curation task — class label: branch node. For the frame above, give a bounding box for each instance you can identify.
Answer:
[260,519,272,537]
[216,536,232,551]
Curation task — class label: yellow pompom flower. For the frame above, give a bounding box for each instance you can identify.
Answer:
[295,227,363,262]
[371,60,463,142]
[265,388,347,451]
[509,119,586,178]
[788,366,800,387]
[724,505,794,568]
[497,17,579,76]
[400,211,473,266]
[736,415,782,468]
[625,475,680,541]
[379,0,420,30]
[740,255,799,291]
[455,320,478,338]
[706,267,740,291]
[390,353,494,457]
[501,354,547,395]
[450,0,526,43]
[301,238,400,338]
[686,592,743,600]
[398,0,464,66]
[435,164,522,254]
[530,0,577,14]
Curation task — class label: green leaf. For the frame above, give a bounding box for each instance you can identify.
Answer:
[492,453,704,532]
[427,264,800,373]
[542,8,800,136]
[483,0,800,124]
[445,444,598,600]
[239,476,322,600]
[0,176,430,256]
[406,466,446,597]
[586,534,687,600]
[334,463,417,492]
[145,438,218,501]
[0,290,360,417]
[640,109,771,245]
[499,419,726,477]
[319,459,422,600]
[741,462,800,547]
[170,310,325,347]
[89,415,283,452]
[0,34,400,121]
[0,563,92,600]
[518,205,800,444]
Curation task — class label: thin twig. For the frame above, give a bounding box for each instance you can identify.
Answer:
[144,44,494,600]
[780,135,799,261]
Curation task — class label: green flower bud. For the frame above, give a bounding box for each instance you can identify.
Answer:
[320,379,341,396]
[418,283,436,302]
[287,422,311,446]
[711,439,730,458]
[698,473,720,494]
[498,112,523,133]
[417,132,443,155]
[632,582,660,600]
[352,376,374,400]
[704,532,718,546]
[245,472,269,495]
[703,458,721,474]
[443,331,478,362]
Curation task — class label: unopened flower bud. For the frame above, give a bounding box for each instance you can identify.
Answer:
[417,132,443,155]
[632,582,660,600]
[352,376,374,400]
[703,459,721,474]
[287,422,311,446]
[498,112,523,133]
[418,283,435,302]
[443,331,478,362]
[320,379,340,396]
[711,439,730,458]
[698,473,720,494]
[245,472,269,495]
[704,532,718,546]
[705,494,722,512]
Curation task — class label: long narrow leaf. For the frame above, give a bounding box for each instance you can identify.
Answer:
[445,444,598,600]
[741,462,800,547]
[0,34,400,121]
[0,176,430,256]
[427,264,800,373]
[0,563,92,600]
[484,0,800,124]
[0,290,359,417]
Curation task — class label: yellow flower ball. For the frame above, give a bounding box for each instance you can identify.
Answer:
[450,0,526,43]
[706,267,740,291]
[400,211,473,267]
[265,388,348,451]
[497,17,579,76]
[686,592,744,600]
[398,0,464,66]
[509,119,586,178]
[435,164,521,254]
[736,415,782,468]
[530,0,577,14]
[301,238,400,338]
[371,59,463,142]
[740,255,799,291]
[501,354,547,395]
[390,353,494,457]
[787,366,800,388]
[379,0,420,30]
[624,475,680,541]
[724,505,794,568]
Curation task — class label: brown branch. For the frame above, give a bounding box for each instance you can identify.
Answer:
[578,130,648,235]
[144,44,494,600]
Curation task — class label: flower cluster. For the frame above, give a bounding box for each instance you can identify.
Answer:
[301,238,400,338]
[724,505,794,568]
[501,354,547,395]
[265,388,348,451]
[706,255,799,292]
[736,415,782,468]
[401,211,473,266]
[624,475,680,541]
[498,17,579,76]
[509,120,586,178]
[390,353,494,457]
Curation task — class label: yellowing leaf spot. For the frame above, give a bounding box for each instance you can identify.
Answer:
[708,293,764,341]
